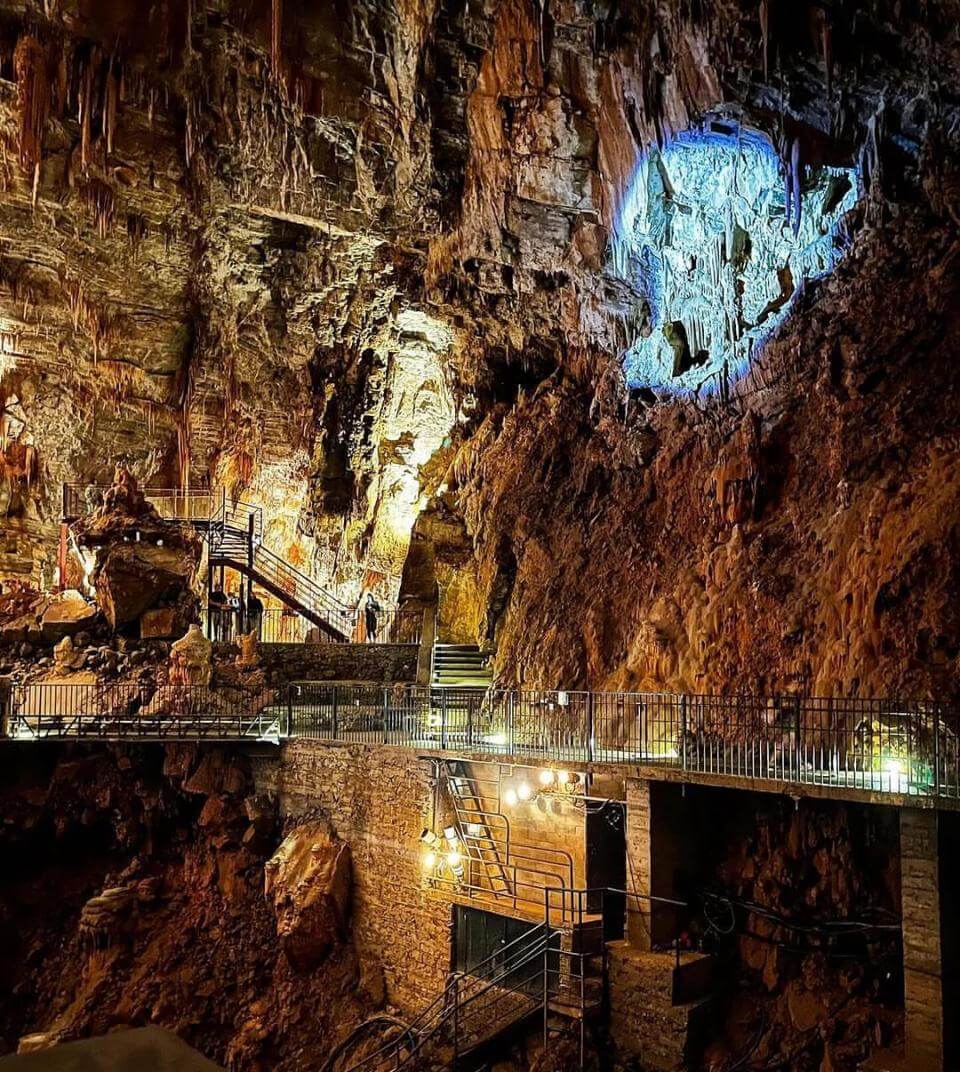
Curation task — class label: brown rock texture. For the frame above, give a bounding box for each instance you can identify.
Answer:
[264,821,352,973]
[0,743,370,1070]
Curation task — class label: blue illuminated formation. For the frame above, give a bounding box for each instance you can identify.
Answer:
[615,121,858,397]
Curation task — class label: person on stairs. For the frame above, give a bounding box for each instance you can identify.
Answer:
[247,592,264,640]
[364,591,382,642]
[209,584,227,641]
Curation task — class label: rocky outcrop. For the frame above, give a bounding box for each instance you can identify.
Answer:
[0,745,369,1070]
[265,823,352,973]
[69,472,201,631]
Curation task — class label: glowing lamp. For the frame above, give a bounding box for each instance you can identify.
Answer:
[556,770,572,786]
[503,788,518,807]
[446,851,464,879]
[516,781,533,802]
[538,769,555,787]
[423,851,437,871]
[419,829,441,849]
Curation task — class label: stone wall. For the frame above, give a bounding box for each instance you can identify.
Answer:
[255,741,451,1014]
[213,643,420,685]
[900,809,945,1069]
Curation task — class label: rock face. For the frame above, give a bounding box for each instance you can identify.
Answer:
[265,823,352,973]
[0,745,368,1071]
[0,0,958,702]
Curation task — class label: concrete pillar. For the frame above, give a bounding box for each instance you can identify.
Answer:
[625,778,654,949]
[900,808,945,1071]
[625,779,686,949]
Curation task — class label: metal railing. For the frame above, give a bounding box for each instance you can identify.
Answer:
[327,884,690,1072]
[3,682,959,800]
[333,922,551,1072]
[4,681,284,742]
[62,484,219,523]
[285,685,960,800]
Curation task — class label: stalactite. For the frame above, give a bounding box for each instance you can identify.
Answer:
[13,36,50,198]
[272,0,283,76]
[103,63,120,156]
[78,56,94,173]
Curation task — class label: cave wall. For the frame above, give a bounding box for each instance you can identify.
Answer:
[2,0,960,697]
[0,742,372,1068]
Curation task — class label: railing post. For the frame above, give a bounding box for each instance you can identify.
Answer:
[543,887,550,1051]
[466,693,473,748]
[331,687,339,740]
[680,695,688,772]
[441,691,448,751]
[452,975,460,1068]
[383,686,389,745]
[586,692,595,764]
[933,704,941,798]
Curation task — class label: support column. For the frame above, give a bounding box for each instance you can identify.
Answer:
[900,808,945,1071]
[625,778,654,949]
[625,779,686,948]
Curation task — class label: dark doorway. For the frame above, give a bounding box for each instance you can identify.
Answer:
[586,800,627,940]
[453,906,553,997]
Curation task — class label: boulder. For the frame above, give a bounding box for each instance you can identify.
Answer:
[70,468,202,629]
[264,822,351,972]
[39,590,98,641]
[141,606,183,640]
[94,542,197,628]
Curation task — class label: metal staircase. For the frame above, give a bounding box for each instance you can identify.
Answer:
[328,922,551,1072]
[62,484,358,642]
[447,764,513,899]
[206,496,355,640]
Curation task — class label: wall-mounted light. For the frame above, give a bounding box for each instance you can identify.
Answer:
[502,769,582,810]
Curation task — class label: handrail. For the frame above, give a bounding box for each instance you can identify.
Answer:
[6,682,959,802]
[339,923,550,1072]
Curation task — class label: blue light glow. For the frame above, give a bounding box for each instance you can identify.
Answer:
[615,122,859,397]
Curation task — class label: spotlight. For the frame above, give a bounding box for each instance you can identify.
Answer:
[423,851,437,871]
[443,825,459,848]
[420,829,441,849]
[538,769,555,787]
[446,851,464,879]
[503,788,518,807]
[517,781,533,802]
[556,770,572,786]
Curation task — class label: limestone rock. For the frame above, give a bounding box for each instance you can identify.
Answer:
[170,624,212,687]
[140,606,184,640]
[52,635,86,672]
[94,542,197,629]
[264,822,352,972]
[78,884,139,947]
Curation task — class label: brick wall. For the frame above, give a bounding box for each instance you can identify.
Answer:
[256,740,451,1014]
[214,642,419,685]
